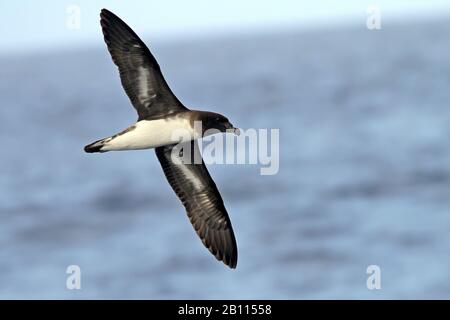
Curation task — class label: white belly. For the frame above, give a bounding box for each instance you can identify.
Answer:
[102,118,197,151]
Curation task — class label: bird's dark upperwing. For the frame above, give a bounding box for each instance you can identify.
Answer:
[155,141,238,268]
[100,9,187,120]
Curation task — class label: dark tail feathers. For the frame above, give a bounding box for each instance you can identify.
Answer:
[84,139,106,153]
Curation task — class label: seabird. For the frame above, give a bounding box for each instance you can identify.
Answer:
[84,9,239,268]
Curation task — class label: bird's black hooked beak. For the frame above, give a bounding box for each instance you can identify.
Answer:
[225,122,240,135]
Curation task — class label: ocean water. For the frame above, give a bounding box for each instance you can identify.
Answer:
[1,18,450,299]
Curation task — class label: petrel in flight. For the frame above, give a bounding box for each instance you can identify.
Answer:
[85,9,239,268]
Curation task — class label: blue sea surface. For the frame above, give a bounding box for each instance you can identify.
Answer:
[1,19,450,299]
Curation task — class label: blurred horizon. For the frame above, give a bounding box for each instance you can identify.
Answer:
[1,1,449,55]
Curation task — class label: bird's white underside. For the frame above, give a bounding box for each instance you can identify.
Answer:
[102,117,205,190]
[101,118,197,151]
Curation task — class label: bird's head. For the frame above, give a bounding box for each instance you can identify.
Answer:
[200,112,240,136]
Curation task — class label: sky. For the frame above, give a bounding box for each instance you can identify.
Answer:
[0,0,449,54]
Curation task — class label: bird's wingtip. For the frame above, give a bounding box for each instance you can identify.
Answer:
[100,8,114,19]
[223,251,238,269]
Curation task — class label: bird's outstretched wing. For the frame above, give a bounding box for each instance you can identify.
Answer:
[100,9,187,120]
[155,141,238,268]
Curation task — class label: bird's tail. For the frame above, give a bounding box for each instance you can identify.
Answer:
[84,138,109,153]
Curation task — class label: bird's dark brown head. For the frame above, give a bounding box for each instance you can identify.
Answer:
[197,111,240,135]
